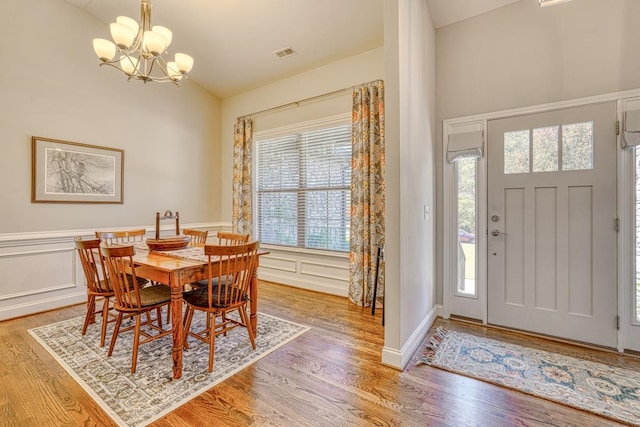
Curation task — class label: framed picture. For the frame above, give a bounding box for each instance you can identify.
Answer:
[31,137,124,204]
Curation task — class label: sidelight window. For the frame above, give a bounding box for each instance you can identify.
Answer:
[456,157,477,296]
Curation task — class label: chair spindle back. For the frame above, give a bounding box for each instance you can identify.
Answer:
[101,245,143,311]
[203,241,259,309]
[183,228,208,247]
[74,237,110,294]
[217,231,250,246]
[96,229,146,245]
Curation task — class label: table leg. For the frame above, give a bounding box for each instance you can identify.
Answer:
[169,272,183,380]
[250,268,258,332]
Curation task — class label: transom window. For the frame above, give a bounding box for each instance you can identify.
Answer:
[255,120,351,252]
[504,121,593,174]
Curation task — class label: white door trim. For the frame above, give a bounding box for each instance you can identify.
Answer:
[442,87,640,351]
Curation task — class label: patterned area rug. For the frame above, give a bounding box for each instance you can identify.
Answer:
[29,312,309,427]
[418,327,640,426]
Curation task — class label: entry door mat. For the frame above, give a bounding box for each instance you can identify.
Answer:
[418,327,640,426]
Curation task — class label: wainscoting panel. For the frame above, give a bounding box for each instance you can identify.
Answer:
[0,225,348,320]
[0,223,226,321]
[260,256,297,273]
[0,233,86,321]
[258,246,349,296]
[0,248,75,300]
[299,260,349,282]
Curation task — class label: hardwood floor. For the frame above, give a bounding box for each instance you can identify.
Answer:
[1,281,637,426]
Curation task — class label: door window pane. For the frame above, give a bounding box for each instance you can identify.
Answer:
[504,130,530,174]
[562,121,593,171]
[533,126,559,172]
[457,158,476,296]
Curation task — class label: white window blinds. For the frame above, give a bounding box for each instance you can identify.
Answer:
[623,109,640,148]
[447,130,484,163]
[255,123,352,251]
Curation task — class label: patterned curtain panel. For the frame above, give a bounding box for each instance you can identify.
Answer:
[349,80,385,307]
[232,117,253,236]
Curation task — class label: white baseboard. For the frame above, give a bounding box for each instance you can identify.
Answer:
[259,272,348,297]
[381,304,438,370]
[0,292,86,321]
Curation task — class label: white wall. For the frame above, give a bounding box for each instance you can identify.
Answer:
[434,0,640,305]
[381,0,437,369]
[0,0,221,320]
[0,0,222,234]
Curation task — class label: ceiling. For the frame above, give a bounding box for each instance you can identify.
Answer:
[67,0,522,98]
[427,0,521,28]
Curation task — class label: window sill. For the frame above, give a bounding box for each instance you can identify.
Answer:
[260,244,348,259]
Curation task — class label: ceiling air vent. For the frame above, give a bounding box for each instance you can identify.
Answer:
[273,46,297,59]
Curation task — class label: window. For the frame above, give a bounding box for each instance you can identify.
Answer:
[635,147,640,323]
[255,121,351,252]
[504,121,593,174]
[456,157,477,297]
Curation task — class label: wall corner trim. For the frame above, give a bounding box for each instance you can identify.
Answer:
[381,305,438,370]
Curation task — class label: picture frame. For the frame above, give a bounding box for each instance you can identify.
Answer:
[31,137,124,204]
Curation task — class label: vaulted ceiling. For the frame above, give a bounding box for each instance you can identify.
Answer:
[66,0,522,98]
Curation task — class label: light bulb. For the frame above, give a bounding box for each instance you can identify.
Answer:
[93,38,116,62]
[110,23,136,49]
[174,53,194,74]
[120,55,140,75]
[143,30,166,56]
[167,62,183,81]
[152,26,172,48]
[116,16,139,35]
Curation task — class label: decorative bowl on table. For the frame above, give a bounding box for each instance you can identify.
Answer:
[146,236,191,251]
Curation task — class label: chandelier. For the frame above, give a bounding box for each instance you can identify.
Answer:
[92,0,194,85]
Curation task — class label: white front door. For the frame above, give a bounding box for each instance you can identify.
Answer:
[487,102,618,347]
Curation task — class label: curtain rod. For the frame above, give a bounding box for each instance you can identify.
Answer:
[244,86,353,119]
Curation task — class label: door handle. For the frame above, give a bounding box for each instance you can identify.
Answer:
[490,229,507,237]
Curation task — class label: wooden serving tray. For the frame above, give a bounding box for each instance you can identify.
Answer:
[146,236,191,251]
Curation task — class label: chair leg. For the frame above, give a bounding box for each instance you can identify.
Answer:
[82,295,96,335]
[156,307,163,329]
[239,308,256,349]
[131,314,142,374]
[183,306,194,350]
[99,296,110,347]
[108,312,123,357]
[221,311,227,336]
[208,312,216,372]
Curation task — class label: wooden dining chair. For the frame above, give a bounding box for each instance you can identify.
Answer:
[95,229,146,245]
[101,244,172,374]
[217,231,250,245]
[74,237,115,348]
[96,229,149,287]
[183,228,208,247]
[189,231,250,291]
[182,241,259,372]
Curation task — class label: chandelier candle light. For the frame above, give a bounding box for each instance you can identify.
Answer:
[92,0,194,85]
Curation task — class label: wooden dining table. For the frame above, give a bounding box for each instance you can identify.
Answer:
[122,242,263,380]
